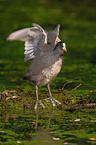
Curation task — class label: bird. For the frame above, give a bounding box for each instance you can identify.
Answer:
[7,23,67,109]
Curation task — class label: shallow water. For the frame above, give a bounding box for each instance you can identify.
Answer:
[0,0,96,144]
[1,102,96,145]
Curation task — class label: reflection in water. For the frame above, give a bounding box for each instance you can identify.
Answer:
[47,110,55,128]
[1,101,96,145]
[0,106,61,144]
[35,110,38,130]
[35,109,55,130]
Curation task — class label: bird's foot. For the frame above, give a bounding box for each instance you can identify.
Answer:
[35,97,61,109]
[51,97,62,105]
[43,97,61,107]
[35,100,46,110]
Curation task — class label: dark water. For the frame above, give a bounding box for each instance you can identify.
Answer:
[0,0,96,144]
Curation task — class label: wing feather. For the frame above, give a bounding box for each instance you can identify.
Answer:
[7,24,47,61]
[7,28,31,41]
[7,23,61,62]
[48,24,61,46]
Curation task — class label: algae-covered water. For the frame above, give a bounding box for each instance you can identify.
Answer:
[0,0,96,144]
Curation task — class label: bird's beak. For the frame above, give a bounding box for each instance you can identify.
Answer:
[63,47,67,52]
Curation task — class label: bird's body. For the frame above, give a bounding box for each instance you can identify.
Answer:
[24,47,64,86]
[7,23,67,109]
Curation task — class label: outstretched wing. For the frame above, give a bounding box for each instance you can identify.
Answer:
[7,23,47,61]
[47,24,61,47]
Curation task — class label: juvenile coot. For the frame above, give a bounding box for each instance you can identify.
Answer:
[7,23,67,109]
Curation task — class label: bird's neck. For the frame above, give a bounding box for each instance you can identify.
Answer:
[54,48,64,56]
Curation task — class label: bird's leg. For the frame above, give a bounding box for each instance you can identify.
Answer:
[47,84,62,106]
[47,84,56,107]
[34,85,45,110]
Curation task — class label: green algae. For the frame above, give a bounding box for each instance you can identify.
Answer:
[0,0,96,144]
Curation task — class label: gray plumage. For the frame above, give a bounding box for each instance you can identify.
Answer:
[7,23,67,109]
[23,43,64,86]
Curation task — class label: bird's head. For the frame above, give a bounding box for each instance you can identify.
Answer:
[54,41,67,53]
